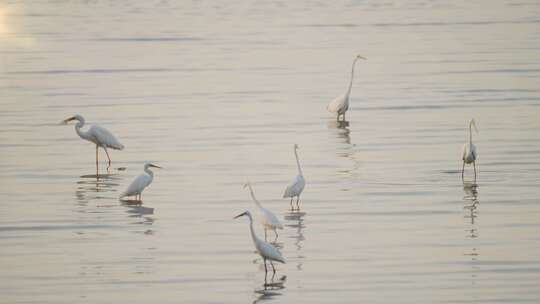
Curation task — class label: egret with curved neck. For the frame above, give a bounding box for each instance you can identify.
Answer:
[327,54,366,121]
[244,182,283,240]
[234,211,285,275]
[283,144,306,210]
[62,114,124,170]
[120,163,161,201]
[461,119,479,181]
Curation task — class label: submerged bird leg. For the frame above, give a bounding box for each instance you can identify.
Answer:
[103,147,112,168]
[461,161,465,180]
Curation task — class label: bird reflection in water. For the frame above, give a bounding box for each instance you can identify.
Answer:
[75,173,121,204]
[463,181,480,287]
[122,201,155,233]
[253,275,287,304]
[285,211,306,271]
[328,120,351,145]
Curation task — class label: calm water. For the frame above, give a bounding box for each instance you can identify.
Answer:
[1,1,540,303]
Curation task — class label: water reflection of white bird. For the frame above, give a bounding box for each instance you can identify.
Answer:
[327,54,366,121]
[62,114,124,168]
[120,163,161,201]
[461,119,479,180]
[234,211,285,274]
[283,144,306,210]
[244,183,283,240]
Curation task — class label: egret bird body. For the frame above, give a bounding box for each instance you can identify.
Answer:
[120,163,161,200]
[283,144,305,210]
[461,119,478,180]
[327,55,366,121]
[234,211,285,273]
[62,114,124,168]
[244,183,283,240]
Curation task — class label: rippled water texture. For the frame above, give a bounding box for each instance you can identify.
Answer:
[1,1,540,303]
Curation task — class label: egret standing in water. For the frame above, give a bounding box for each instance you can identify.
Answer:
[234,211,285,275]
[327,54,366,121]
[244,182,284,240]
[283,144,305,210]
[62,114,124,168]
[120,163,161,201]
[462,119,479,181]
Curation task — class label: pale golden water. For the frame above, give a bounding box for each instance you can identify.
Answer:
[1,1,540,303]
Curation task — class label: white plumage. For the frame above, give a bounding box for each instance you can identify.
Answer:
[244,182,283,240]
[461,119,479,180]
[120,163,161,200]
[327,55,366,121]
[234,211,285,273]
[283,144,306,210]
[62,114,124,167]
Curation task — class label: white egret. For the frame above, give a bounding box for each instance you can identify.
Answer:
[327,54,366,121]
[120,163,161,201]
[461,119,479,180]
[244,182,284,240]
[283,144,305,210]
[62,114,124,168]
[234,211,285,274]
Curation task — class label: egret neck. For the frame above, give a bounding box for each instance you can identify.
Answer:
[295,147,303,176]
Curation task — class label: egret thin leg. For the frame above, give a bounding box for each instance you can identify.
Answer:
[274,230,278,240]
[473,161,477,181]
[461,162,465,180]
[290,198,294,210]
[103,147,112,168]
[270,261,276,274]
[264,229,267,241]
[95,145,99,168]
[263,258,267,273]
[296,196,300,210]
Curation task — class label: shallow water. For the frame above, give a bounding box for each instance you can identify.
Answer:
[1,1,540,303]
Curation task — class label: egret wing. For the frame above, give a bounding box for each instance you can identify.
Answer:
[256,239,285,263]
[89,124,124,150]
[121,173,151,197]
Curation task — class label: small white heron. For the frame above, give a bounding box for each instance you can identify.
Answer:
[234,211,285,274]
[62,114,124,168]
[244,182,284,240]
[461,119,479,180]
[120,163,161,201]
[327,54,366,121]
[283,144,305,210]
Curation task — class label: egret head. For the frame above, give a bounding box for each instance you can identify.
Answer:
[469,119,478,133]
[145,163,162,169]
[234,211,251,219]
[62,114,84,125]
[356,54,366,60]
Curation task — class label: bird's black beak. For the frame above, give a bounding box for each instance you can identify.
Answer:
[233,211,247,219]
[149,164,162,169]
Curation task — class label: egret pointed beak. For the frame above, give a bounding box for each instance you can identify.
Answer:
[149,164,162,169]
[470,119,479,133]
[357,55,366,60]
[234,211,247,219]
[243,183,249,189]
[62,116,76,124]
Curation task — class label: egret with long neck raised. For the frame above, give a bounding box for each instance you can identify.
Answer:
[327,54,366,121]
[244,182,283,240]
[62,114,124,169]
[283,144,306,210]
[234,211,285,275]
[461,119,479,181]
